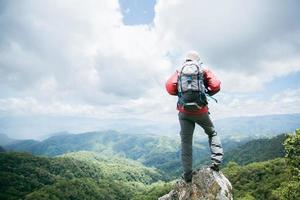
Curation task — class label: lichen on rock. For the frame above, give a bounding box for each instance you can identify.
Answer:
[159,167,233,200]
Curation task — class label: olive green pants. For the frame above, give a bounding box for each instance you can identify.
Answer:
[178,112,223,174]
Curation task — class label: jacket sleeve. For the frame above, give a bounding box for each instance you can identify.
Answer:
[165,71,178,96]
[203,69,221,96]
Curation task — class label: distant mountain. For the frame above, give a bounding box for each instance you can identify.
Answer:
[214,113,300,140]
[0,146,5,152]
[5,130,180,157]
[5,131,180,172]
[0,133,19,146]
[5,126,297,178]
[5,130,220,177]
[4,130,248,178]
[5,139,39,152]
[39,131,70,140]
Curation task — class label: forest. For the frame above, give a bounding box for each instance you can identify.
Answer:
[0,129,299,199]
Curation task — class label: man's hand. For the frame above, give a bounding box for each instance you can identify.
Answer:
[205,88,216,96]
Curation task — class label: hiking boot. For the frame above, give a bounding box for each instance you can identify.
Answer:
[210,164,220,172]
[181,171,192,183]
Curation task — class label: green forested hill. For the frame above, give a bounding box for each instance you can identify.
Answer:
[4,131,211,177]
[222,134,287,166]
[0,152,101,199]
[223,158,290,199]
[223,156,300,200]
[193,134,286,169]
[5,130,288,178]
[61,151,163,183]
[0,151,172,200]
[5,130,248,178]
[222,130,300,200]
[1,130,299,199]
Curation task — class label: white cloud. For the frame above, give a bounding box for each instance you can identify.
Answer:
[0,0,171,103]
[0,0,299,138]
[154,0,300,92]
[209,89,300,119]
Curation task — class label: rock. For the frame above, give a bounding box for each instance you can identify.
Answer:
[159,167,233,200]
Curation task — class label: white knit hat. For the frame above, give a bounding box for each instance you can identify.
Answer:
[185,50,200,62]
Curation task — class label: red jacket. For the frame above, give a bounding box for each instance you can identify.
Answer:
[165,69,221,115]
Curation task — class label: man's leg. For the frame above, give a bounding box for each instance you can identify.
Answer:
[178,112,195,181]
[194,113,223,166]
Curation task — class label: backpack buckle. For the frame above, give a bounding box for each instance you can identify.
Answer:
[183,102,202,111]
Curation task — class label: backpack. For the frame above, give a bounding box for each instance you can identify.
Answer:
[177,61,207,111]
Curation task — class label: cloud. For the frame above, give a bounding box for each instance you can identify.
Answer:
[208,89,300,119]
[1,87,299,139]
[0,0,171,103]
[154,0,300,92]
[0,0,300,138]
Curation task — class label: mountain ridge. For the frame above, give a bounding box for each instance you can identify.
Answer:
[214,113,300,140]
[0,133,20,146]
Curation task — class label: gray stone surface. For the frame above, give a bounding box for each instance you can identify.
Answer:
[159,167,233,200]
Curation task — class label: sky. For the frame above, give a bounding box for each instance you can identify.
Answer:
[0,0,300,139]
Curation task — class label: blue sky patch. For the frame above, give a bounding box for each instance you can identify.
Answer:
[119,0,156,25]
[264,71,300,94]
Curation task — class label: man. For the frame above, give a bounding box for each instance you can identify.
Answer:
[165,51,223,183]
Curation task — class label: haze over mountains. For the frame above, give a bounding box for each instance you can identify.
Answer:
[0,133,20,146]
[1,113,299,141]
[214,113,300,140]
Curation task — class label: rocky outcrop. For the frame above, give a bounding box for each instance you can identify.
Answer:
[159,167,233,200]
